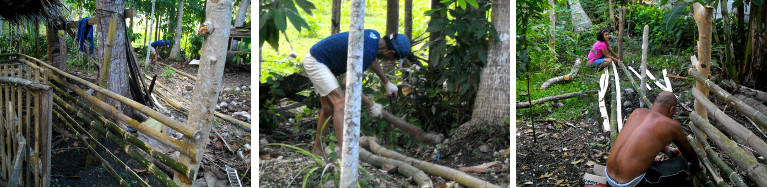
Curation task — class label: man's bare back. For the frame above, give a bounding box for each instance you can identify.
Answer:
[605,91,700,185]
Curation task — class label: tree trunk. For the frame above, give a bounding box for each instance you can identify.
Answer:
[144,0,156,66]
[404,0,413,38]
[176,0,232,185]
[736,3,744,26]
[169,0,185,59]
[331,0,341,35]
[516,90,597,109]
[96,0,130,116]
[640,25,648,107]
[689,113,767,187]
[548,0,555,58]
[46,22,67,70]
[428,0,444,67]
[618,8,625,60]
[691,3,713,121]
[609,0,614,25]
[143,19,148,46]
[341,0,366,187]
[386,0,399,35]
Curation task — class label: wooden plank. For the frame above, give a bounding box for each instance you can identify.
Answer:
[38,88,51,186]
[0,64,5,179]
[33,88,40,186]
[24,66,31,186]
[8,133,25,187]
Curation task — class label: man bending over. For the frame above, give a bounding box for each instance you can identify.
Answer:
[606,91,703,186]
[303,29,410,156]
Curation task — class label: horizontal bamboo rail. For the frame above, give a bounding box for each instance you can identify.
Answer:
[10,53,200,139]
[689,122,748,187]
[0,77,49,90]
[47,74,198,161]
[689,113,767,186]
[689,68,767,130]
[51,84,193,181]
[53,104,149,187]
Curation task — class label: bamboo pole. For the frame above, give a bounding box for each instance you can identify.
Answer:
[89,15,119,167]
[23,65,30,186]
[540,59,580,90]
[361,137,502,188]
[53,110,131,187]
[49,83,194,181]
[627,66,652,90]
[516,90,597,108]
[690,87,767,158]
[662,69,672,92]
[359,148,433,188]
[599,69,610,132]
[609,66,618,145]
[53,97,179,186]
[689,113,767,186]
[687,135,726,186]
[47,74,198,161]
[689,122,748,187]
[157,62,197,81]
[689,68,767,131]
[54,104,149,187]
[11,53,199,139]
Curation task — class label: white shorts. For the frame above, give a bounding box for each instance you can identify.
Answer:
[303,52,339,96]
[149,47,156,55]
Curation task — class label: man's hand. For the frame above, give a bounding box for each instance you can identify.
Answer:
[385,82,398,98]
[369,103,383,118]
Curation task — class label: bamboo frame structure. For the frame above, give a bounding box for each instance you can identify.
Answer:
[689,122,747,187]
[689,113,767,186]
[49,83,194,182]
[617,63,652,108]
[689,68,767,130]
[687,135,726,186]
[690,87,767,158]
[9,53,200,139]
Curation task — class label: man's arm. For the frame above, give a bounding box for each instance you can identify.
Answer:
[369,60,389,84]
[672,122,702,172]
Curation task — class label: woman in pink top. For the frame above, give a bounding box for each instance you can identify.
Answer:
[587,30,621,68]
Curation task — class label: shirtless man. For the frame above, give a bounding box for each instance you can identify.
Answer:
[606,91,703,186]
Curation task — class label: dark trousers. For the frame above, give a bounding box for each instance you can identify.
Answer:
[635,157,692,187]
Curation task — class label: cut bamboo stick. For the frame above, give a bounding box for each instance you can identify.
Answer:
[627,66,652,90]
[516,90,597,109]
[53,110,131,187]
[47,75,198,161]
[599,69,610,132]
[8,133,25,187]
[689,68,767,131]
[689,122,748,187]
[54,104,149,187]
[51,86,193,181]
[618,64,653,108]
[361,137,501,188]
[690,87,767,158]
[662,69,672,92]
[689,113,767,186]
[640,25,649,107]
[14,54,199,139]
[611,63,623,132]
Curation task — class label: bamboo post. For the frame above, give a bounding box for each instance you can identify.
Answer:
[609,67,618,145]
[54,104,150,187]
[640,25,649,107]
[38,82,51,186]
[689,122,748,187]
[688,68,767,130]
[53,110,131,187]
[691,3,713,121]
[690,87,767,158]
[52,94,183,185]
[617,63,653,108]
[689,113,767,186]
[47,74,197,160]
[361,137,502,188]
[88,14,119,167]
[13,54,200,139]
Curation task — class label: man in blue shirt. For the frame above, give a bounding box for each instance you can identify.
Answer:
[303,29,410,155]
[149,40,170,65]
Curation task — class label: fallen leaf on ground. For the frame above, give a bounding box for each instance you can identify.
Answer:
[521,165,528,169]
[261,154,270,159]
[459,161,498,173]
[555,179,565,186]
[539,172,554,179]
[571,159,584,165]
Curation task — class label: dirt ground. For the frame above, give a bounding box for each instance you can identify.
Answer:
[49,59,252,186]
[258,112,511,187]
[515,64,767,187]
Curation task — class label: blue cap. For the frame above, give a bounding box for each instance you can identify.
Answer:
[388,33,410,60]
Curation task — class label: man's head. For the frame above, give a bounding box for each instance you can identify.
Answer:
[377,33,410,61]
[164,40,171,46]
[652,91,677,117]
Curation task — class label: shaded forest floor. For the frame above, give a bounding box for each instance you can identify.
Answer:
[258,107,511,187]
[49,59,252,186]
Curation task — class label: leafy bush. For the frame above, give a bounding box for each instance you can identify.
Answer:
[626,4,696,54]
[188,34,203,59]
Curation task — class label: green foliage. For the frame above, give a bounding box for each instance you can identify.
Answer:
[161,66,176,79]
[517,0,551,76]
[260,0,316,51]
[188,34,203,59]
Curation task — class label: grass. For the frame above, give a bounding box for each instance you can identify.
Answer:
[260,0,433,83]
